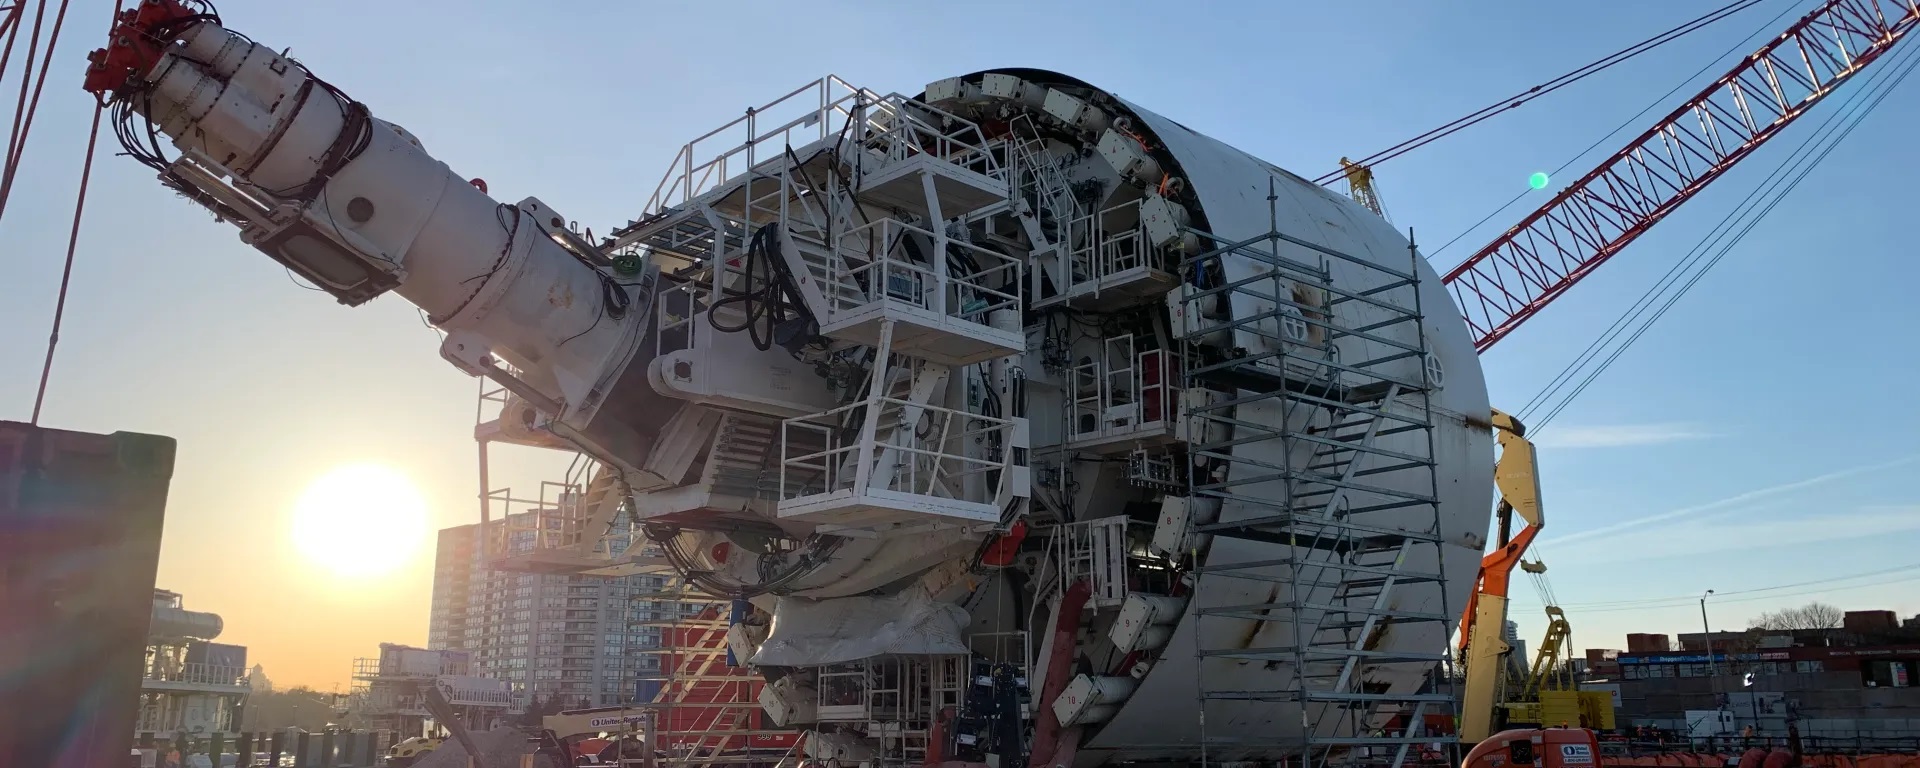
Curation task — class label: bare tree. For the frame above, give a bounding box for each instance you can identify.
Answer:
[1748,602,1844,631]
[242,686,338,731]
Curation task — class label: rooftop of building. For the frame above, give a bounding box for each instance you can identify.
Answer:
[1586,607,1920,664]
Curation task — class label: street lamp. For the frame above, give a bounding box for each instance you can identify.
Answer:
[1701,590,1717,678]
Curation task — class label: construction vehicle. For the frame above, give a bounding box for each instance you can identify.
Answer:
[1454,412,1613,741]
[384,736,443,768]
[536,707,657,767]
[1462,727,1604,768]
[1506,607,1615,733]
[1458,411,1544,742]
[1456,410,1548,743]
[1452,412,1612,740]
[534,704,784,768]
[74,1,1919,766]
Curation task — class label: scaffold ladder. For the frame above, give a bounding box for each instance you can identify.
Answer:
[629,576,777,768]
[1179,192,1457,768]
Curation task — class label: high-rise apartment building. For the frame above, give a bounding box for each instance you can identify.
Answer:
[1505,619,1528,665]
[427,527,478,651]
[428,519,668,706]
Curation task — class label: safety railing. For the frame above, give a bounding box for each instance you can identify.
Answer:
[861,95,1007,184]
[486,486,579,559]
[565,459,635,563]
[439,682,515,707]
[970,630,1034,676]
[1127,448,1182,488]
[655,276,710,359]
[350,657,397,680]
[1051,516,1137,607]
[359,689,429,715]
[1066,335,1175,447]
[1009,114,1080,225]
[826,217,1022,324]
[812,656,967,727]
[476,352,649,574]
[1062,198,1164,295]
[145,663,250,688]
[778,396,1019,507]
[646,76,882,216]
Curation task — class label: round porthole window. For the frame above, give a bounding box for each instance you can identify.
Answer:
[1424,352,1445,388]
[1280,306,1310,343]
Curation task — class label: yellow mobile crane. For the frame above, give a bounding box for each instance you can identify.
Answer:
[1457,409,1543,742]
[1457,411,1612,741]
[1499,592,1613,732]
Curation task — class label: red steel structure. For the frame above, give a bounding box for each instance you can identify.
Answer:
[650,605,798,758]
[1444,0,1920,353]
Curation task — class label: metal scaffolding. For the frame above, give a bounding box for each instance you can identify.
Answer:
[1180,188,1457,768]
[628,576,796,768]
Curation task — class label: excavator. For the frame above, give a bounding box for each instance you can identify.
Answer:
[1456,410,1611,744]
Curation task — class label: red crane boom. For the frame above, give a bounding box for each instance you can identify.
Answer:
[1444,0,1920,352]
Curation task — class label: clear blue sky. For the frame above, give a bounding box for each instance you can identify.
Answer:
[2,0,1915,686]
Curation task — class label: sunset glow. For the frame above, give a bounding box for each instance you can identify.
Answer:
[291,464,428,579]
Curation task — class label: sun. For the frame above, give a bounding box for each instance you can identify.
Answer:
[291,463,428,579]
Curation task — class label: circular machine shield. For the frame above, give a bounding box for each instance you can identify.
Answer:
[944,69,1495,762]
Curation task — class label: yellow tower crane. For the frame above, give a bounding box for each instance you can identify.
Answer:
[1339,157,1389,220]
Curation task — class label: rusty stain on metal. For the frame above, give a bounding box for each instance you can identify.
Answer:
[1362,600,1395,651]
[1463,410,1494,431]
[1234,583,1284,651]
[549,282,575,309]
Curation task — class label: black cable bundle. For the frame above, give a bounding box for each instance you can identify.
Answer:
[707,223,817,352]
[107,5,372,213]
[253,74,372,205]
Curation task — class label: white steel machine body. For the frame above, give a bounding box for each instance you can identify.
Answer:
[88,6,1492,766]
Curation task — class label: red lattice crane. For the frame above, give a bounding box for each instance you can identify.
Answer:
[1444,0,1920,352]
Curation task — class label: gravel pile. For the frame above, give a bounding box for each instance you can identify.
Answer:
[414,727,544,768]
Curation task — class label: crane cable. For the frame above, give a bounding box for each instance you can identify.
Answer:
[1422,0,1808,262]
[1506,42,1920,610]
[30,101,104,425]
[0,6,27,142]
[0,2,38,173]
[1489,0,1866,587]
[0,0,70,222]
[1565,570,1920,614]
[1555,561,1920,610]
[23,0,116,424]
[1519,35,1920,433]
[1311,0,1775,186]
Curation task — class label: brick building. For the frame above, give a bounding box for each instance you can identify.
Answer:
[1609,610,1920,738]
